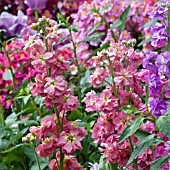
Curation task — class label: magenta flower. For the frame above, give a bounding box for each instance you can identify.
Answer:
[25,0,48,10]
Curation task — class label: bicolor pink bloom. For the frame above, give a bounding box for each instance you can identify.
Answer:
[57,129,85,155]
[44,76,67,99]
[36,135,58,157]
[83,90,99,112]
[88,67,108,87]
[98,89,118,113]
[53,90,79,113]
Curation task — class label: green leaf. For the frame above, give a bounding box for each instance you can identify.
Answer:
[118,5,130,34]
[15,120,38,126]
[144,19,158,28]
[137,37,151,47]
[111,19,122,30]
[121,105,141,115]
[3,70,13,81]
[119,117,145,143]
[0,144,27,154]
[134,130,151,141]
[70,25,78,32]
[0,64,6,69]
[15,61,31,75]
[100,2,111,14]
[85,42,110,62]
[150,156,170,170]
[128,135,161,164]
[87,22,101,36]
[99,156,118,170]
[156,115,170,138]
[68,109,83,121]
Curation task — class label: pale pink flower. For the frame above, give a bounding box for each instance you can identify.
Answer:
[83,90,99,112]
[88,67,108,87]
[97,89,118,113]
[44,76,67,99]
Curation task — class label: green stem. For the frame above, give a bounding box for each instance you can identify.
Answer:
[106,56,120,108]
[0,103,5,126]
[68,28,81,105]
[98,12,118,42]
[31,97,42,117]
[145,84,149,112]
[34,10,39,22]
[3,45,18,113]
[128,137,138,170]
[167,7,170,51]
[31,145,41,170]
[53,104,64,170]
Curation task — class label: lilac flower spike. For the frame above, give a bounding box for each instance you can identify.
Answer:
[25,0,48,10]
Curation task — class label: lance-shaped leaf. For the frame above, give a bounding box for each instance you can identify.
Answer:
[150,156,170,170]
[156,115,170,138]
[128,135,161,164]
[119,117,145,143]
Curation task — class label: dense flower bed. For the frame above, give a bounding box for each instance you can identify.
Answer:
[0,0,170,170]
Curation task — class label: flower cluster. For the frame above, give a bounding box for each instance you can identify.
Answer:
[143,0,170,118]
[84,40,170,168]
[24,17,87,170]
[0,40,36,108]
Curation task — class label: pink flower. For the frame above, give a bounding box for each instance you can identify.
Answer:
[88,67,108,87]
[35,135,58,157]
[97,89,118,113]
[57,129,85,154]
[53,90,79,113]
[49,153,84,170]
[83,90,99,112]
[29,115,59,141]
[44,76,67,99]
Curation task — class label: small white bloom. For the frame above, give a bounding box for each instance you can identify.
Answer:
[70,65,78,75]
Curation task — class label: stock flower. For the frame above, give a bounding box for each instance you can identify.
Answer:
[57,130,83,154]
[151,23,168,48]
[155,51,170,77]
[49,153,84,170]
[0,10,34,37]
[149,97,168,117]
[44,76,67,99]
[98,89,117,113]
[36,135,58,157]
[88,67,108,87]
[83,90,99,112]
[25,0,48,10]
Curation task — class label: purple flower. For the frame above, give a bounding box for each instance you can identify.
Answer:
[25,0,48,10]
[89,162,99,170]
[165,85,170,98]
[151,6,168,20]
[148,74,162,96]
[0,10,35,37]
[143,52,158,73]
[151,23,168,48]
[156,51,170,77]
[149,97,168,118]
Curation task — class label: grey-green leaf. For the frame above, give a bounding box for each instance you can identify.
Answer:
[144,19,158,28]
[128,135,161,164]
[156,115,170,138]
[150,156,170,170]
[87,22,101,36]
[119,117,145,143]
